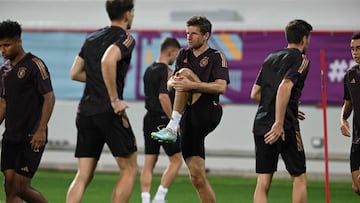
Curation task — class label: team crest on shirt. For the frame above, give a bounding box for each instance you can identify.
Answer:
[17,67,26,79]
[199,56,209,68]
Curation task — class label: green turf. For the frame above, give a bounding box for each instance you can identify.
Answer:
[0,170,359,202]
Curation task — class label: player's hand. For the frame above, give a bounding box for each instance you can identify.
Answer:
[340,119,351,137]
[264,122,285,144]
[111,99,128,115]
[298,110,305,120]
[172,73,192,92]
[30,131,46,152]
[168,74,185,91]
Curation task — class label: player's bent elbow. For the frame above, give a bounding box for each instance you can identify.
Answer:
[250,92,256,100]
[69,71,78,81]
[219,85,227,94]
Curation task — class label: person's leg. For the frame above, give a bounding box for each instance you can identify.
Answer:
[253,134,278,203]
[172,68,201,112]
[152,68,201,142]
[66,158,97,203]
[153,152,182,201]
[140,154,158,203]
[3,170,23,203]
[112,152,138,203]
[4,170,48,203]
[349,149,360,195]
[351,169,360,195]
[281,130,307,202]
[161,69,194,133]
[291,173,307,203]
[2,138,49,203]
[185,156,216,203]
[358,168,360,195]
[253,173,273,203]
[159,151,182,188]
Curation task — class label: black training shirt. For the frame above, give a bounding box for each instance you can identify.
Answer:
[143,62,173,114]
[253,48,310,135]
[0,53,53,142]
[174,48,230,103]
[77,26,135,115]
[343,64,360,144]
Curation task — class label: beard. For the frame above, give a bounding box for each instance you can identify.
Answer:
[189,41,202,50]
[3,52,16,61]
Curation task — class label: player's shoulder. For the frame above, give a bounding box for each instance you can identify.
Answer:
[26,53,46,67]
[177,47,190,60]
[149,62,168,71]
[199,48,227,62]
[179,47,190,55]
[26,53,50,78]
[274,48,301,61]
[86,26,112,40]
[346,64,360,74]
[212,49,227,60]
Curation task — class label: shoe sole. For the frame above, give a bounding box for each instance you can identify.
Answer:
[151,134,176,143]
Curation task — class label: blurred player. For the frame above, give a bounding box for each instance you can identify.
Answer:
[141,37,182,203]
[151,16,230,203]
[251,19,313,203]
[66,1,137,203]
[340,31,360,195]
[0,19,55,203]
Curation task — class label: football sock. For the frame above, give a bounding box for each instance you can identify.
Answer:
[166,111,182,131]
[153,185,168,201]
[141,192,151,203]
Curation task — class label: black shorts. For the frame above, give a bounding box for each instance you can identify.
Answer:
[1,139,45,178]
[75,112,137,159]
[143,112,181,156]
[350,143,360,172]
[180,95,222,160]
[254,129,306,176]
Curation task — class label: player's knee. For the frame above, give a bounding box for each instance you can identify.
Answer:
[174,159,183,169]
[177,68,193,78]
[131,165,139,176]
[123,164,138,178]
[170,153,182,168]
[178,67,192,75]
[76,171,95,184]
[189,173,206,188]
[256,175,272,192]
[177,68,200,83]
[3,180,15,195]
[13,184,28,199]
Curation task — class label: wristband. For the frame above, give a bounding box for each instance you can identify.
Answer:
[111,97,120,103]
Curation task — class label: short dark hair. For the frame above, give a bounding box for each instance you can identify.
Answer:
[0,19,22,39]
[285,19,313,44]
[186,16,212,36]
[106,0,134,21]
[351,32,360,40]
[160,37,181,52]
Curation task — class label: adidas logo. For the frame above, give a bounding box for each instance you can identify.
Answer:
[350,78,356,84]
[21,166,29,172]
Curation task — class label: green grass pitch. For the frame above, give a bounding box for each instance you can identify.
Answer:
[0,170,359,202]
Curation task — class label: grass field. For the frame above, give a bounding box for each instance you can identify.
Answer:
[1,169,359,203]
